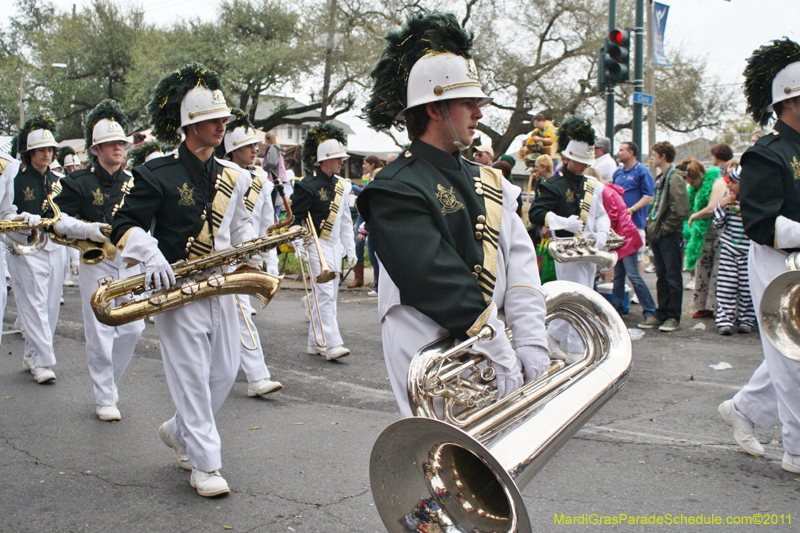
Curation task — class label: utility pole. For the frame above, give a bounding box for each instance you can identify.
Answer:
[605,0,616,149]
[632,0,645,154]
[319,0,337,123]
[646,0,657,166]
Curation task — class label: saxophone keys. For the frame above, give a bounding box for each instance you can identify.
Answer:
[207,274,225,288]
[181,282,200,295]
[148,294,168,306]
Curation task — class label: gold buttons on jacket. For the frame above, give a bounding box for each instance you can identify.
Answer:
[477,215,486,223]
[475,231,483,240]
[474,265,482,273]
[200,213,207,220]
[475,223,485,231]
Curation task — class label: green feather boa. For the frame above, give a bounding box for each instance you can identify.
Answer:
[683,166,721,269]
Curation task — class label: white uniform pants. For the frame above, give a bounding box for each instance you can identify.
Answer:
[734,244,800,455]
[548,261,596,353]
[238,295,271,382]
[306,246,343,349]
[79,260,145,406]
[0,249,6,341]
[8,248,67,367]
[155,295,240,472]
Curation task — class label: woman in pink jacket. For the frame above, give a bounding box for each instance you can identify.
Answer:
[604,182,656,318]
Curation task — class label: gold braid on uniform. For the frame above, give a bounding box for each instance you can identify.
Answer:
[318,179,345,241]
[476,167,503,300]
[186,166,238,258]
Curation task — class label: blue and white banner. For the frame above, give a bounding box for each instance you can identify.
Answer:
[653,2,670,67]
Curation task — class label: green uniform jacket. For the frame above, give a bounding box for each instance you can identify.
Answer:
[51,166,131,223]
[111,145,216,264]
[740,120,800,249]
[290,168,340,235]
[13,165,59,216]
[356,139,493,339]
[528,167,585,237]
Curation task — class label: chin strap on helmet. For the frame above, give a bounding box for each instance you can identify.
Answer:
[438,101,468,152]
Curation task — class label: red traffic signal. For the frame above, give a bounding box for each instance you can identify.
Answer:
[609,29,630,46]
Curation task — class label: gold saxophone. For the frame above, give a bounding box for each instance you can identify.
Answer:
[49,225,116,265]
[90,226,307,327]
[1,195,62,255]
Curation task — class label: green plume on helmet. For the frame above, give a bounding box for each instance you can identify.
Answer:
[363,12,475,132]
[57,145,76,167]
[11,115,57,157]
[744,38,800,127]
[214,108,255,159]
[147,62,225,145]
[84,99,129,163]
[557,115,596,153]
[127,141,165,168]
[302,123,346,174]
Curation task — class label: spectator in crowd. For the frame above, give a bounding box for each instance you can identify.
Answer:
[132,132,146,147]
[349,155,384,290]
[491,160,512,180]
[612,141,654,278]
[532,114,558,143]
[683,157,727,319]
[473,145,494,165]
[640,141,689,332]
[592,137,617,183]
[602,180,653,319]
[386,153,397,164]
[712,163,755,335]
[751,130,768,146]
[710,143,734,168]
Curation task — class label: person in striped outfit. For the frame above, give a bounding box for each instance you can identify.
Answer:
[712,164,755,335]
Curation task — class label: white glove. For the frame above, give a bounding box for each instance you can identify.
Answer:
[593,231,608,249]
[776,215,800,249]
[292,238,308,262]
[12,213,40,235]
[13,212,41,226]
[346,253,358,269]
[516,345,550,383]
[471,308,524,399]
[246,253,266,270]
[493,362,524,399]
[84,222,110,243]
[144,248,175,291]
[547,212,583,234]
[266,263,279,277]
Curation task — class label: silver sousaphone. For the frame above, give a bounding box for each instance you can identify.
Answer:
[369,281,632,533]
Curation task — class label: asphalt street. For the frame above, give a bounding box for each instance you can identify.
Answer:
[1,271,798,533]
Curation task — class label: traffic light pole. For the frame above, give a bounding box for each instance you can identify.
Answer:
[605,0,616,149]
[632,0,645,154]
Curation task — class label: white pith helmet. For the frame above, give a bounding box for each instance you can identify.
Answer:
[769,62,800,112]
[63,154,77,167]
[26,129,59,152]
[562,140,595,165]
[179,87,234,132]
[398,52,492,119]
[90,118,131,155]
[224,126,260,155]
[50,159,62,170]
[316,139,349,165]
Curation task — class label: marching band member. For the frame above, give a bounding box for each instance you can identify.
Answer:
[529,116,611,360]
[218,109,283,397]
[47,100,145,421]
[0,150,21,343]
[719,38,800,473]
[357,12,548,418]
[111,63,262,496]
[291,124,356,361]
[8,116,68,383]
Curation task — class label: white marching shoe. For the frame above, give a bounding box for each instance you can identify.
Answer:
[190,469,230,497]
[23,355,34,372]
[325,345,350,361]
[158,420,191,470]
[247,378,283,397]
[96,405,121,421]
[307,345,326,356]
[718,400,765,457]
[782,452,800,473]
[33,367,56,383]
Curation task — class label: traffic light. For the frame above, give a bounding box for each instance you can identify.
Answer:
[604,29,630,84]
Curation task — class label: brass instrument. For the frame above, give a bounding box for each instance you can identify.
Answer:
[760,251,800,361]
[49,225,115,265]
[90,226,306,327]
[235,294,258,351]
[296,215,335,347]
[1,195,62,256]
[548,229,625,271]
[370,281,632,533]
